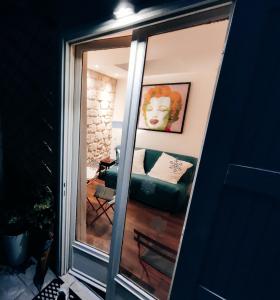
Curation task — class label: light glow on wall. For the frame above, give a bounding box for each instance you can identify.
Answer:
[113,1,134,19]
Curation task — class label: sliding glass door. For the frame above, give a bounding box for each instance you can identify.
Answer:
[106,4,231,300]
[118,19,229,299]
[64,2,232,299]
[69,35,132,289]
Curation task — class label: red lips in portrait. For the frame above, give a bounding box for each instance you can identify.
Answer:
[149,119,159,125]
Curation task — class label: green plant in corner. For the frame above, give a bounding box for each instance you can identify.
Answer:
[29,185,55,235]
[30,185,56,291]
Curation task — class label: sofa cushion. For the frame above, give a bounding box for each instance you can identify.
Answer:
[144,149,162,173]
[132,149,146,175]
[148,152,193,184]
[143,149,195,183]
[115,146,197,184]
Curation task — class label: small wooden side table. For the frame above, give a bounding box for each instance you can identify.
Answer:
[98,157,116,179]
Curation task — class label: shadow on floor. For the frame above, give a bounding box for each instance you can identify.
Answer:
[0,258,56,300]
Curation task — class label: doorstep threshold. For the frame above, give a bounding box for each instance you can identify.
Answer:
[60,273,102,300]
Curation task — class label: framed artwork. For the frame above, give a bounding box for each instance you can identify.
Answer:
[137,82,191,133]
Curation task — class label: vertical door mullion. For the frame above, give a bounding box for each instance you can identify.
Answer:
[70,47,83,266]
[106,33,147,300]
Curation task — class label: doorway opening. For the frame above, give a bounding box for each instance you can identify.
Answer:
[63,3,232,299]
[76,35,132,254]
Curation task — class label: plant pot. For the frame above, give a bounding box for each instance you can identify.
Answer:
[33,233,54,290]
[0,231,29,267]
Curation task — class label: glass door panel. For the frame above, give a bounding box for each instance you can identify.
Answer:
[75,40,131,254]
[119,20,229,299]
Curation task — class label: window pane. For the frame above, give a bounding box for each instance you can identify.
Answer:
[119,20,229,299]
[75,45,130,254]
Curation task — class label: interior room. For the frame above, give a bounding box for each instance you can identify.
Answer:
[78,41,132,252]
[77,19,229,299]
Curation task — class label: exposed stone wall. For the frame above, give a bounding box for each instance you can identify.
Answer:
[87,69,117,165]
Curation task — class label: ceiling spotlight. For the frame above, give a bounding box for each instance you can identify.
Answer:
[114,1,134,19]
[94,64,99,68]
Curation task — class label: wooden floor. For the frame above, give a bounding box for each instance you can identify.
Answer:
[85,179,185,300]
[86,179,112,253]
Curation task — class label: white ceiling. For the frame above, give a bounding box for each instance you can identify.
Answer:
[87,20,228,79]
[88,46,131,79]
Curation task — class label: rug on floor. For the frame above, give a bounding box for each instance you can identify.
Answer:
[32,278,81,300]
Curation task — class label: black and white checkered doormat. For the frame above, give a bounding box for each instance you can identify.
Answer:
[32,278,81,300]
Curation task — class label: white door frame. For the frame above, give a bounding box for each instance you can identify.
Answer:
[58,0,233,298]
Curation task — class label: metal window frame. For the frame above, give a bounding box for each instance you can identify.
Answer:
[72,36,133,264]
[59,0,233,299]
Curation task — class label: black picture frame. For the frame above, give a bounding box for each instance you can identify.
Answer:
[137,82,191,134]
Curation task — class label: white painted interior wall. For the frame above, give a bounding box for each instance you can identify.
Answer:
[111,71,219,158]
[110,79,127,158]
[137,72,218,157]
[88,20,229,159]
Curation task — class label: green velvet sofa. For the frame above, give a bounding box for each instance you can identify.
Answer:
[104,147,197,213]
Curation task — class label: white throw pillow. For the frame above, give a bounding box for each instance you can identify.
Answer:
[132,149,146,175]
[148,153,193,184]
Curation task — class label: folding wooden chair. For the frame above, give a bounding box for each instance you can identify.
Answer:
[87,185,116,225]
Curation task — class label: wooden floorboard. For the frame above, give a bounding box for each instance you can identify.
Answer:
[82,179,185,300]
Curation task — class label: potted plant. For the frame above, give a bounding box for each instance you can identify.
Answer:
[29,185,55,290]
[29,185,55,234]
[0,209,29,267]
